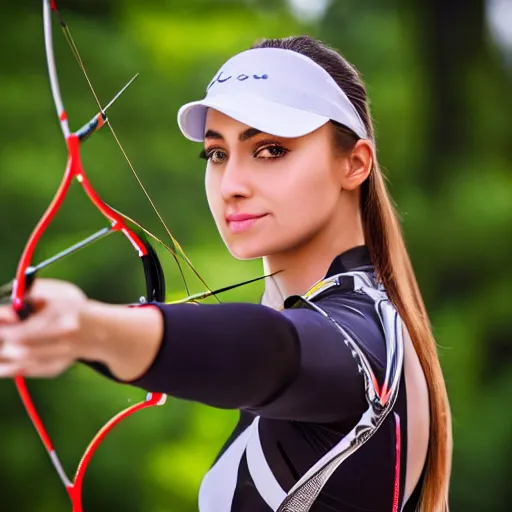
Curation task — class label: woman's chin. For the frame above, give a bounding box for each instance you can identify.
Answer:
[225,236,293,261]
[224,235,275,261]
[226,242,266,261]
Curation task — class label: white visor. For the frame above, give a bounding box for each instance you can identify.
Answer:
[177,48,368,142]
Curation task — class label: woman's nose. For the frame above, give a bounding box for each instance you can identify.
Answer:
[219,158,253,201]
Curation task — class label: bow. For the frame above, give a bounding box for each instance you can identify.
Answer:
[3,1,268,510]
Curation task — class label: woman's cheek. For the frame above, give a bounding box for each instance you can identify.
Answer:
[282,180,337,238]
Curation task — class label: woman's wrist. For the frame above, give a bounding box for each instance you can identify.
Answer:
[80,299,164,382]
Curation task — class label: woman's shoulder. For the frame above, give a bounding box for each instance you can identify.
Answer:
[284,270,389,380]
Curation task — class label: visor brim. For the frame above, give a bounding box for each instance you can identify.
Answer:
[177,92,330,142]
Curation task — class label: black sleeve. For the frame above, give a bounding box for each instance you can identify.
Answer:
[115,293,374,423]
[129,302,301,411]
[245,304,367,422]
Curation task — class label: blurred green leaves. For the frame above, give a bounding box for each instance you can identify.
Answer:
[0,0,510,511]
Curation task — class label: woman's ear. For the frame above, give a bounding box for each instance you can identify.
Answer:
[341,139,373,191]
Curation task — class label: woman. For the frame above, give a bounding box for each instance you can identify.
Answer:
[0,36,452,511]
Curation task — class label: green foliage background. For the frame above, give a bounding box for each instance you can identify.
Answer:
[0,0,510,510]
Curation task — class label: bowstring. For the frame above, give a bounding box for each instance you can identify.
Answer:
[53,7,222,301]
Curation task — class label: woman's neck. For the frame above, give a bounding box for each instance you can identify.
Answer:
[261,206,365,309]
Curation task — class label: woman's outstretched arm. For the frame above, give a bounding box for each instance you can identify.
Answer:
[89,298,370,424]
[86,301,302,411]
[0,279,367,423]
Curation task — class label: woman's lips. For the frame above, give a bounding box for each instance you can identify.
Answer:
[225,213,268,234]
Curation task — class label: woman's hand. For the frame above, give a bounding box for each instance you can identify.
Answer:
[0,279,90,378]
[0,278,164,381]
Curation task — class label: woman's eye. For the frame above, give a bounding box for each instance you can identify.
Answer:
[208,149,228,164]
[255,145,288,159]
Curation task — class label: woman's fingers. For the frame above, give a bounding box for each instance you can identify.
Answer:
[0,337,72,360]
[0,303,79,380]
[0,279,91,379]
[0,306,21,325]
[0,308,79,346]
[0,337,74,378]
[0,362,23,378]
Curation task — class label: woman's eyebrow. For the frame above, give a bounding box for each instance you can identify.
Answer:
[204,128,263,142]
[239,128,263,142]
[204,129,223,140]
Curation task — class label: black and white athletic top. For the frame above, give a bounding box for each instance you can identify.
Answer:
[89,246,424,511]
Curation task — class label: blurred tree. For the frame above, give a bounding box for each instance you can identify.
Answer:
[0,0,510,511]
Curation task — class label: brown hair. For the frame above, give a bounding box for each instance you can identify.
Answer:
[251,35,453,511]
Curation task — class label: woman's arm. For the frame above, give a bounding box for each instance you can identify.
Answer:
[106,301,302,411]
[0,280,164,382]
[0,279,371,423]
[89,297,372,423]
[80,300,164,382]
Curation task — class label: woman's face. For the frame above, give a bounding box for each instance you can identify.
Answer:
[203,109,349,260]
